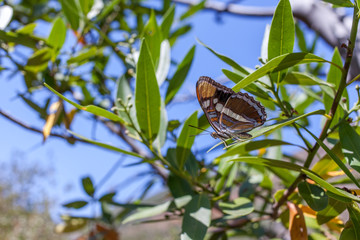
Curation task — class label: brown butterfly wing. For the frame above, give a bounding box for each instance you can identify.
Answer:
[196,76,233,133]
[219,92,267,134]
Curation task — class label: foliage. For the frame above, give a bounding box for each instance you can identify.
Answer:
[2,0,360,239]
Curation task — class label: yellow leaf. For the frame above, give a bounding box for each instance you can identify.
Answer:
[43,100,63,142]
[288,202,308,240]
[64,108,77,129]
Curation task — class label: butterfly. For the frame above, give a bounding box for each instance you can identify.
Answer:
[196,76,266,143]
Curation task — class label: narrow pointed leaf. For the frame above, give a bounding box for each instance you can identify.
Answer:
[45,83,126,124]
[268,0,294,60]
[141,11,162,66]
[301,125,360,189]
[180,0,206,20]
[302,169,360,202]
[165,45,195,104]
[322,0,353,7]
[219,197,254,219]
[48,17,66,50]
[60,0,81,30]
[176,111,198,169]
[63,200,88,209]
[339,121,360,174]
[160,5,175,38]
[69,131,143,158]
[232,53,342,91]
[156,40,171,86]
[122,201,171,224]
[135,39,161,143]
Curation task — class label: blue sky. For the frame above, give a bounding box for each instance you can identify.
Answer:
[0,0,352,221]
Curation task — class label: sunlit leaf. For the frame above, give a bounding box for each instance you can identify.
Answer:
[135,39,161,143]
[45,83,126,124]
[317,197,347,224]
[59,0,81,30]
[25,47,53,73]
[232,53,342,91]
[48,17,66,51]
[219,197,254,219]
[122,201,171,224]
[321,0,353,7]
[180,0,206,20]
[43,100,63,142]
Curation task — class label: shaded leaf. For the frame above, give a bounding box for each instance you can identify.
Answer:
[298,181,328,211]
[219,197,254,219]
[165,45,195,104]
[181,194,211,240]
[339,121,360,174]
[63,200,88,209]
[82,176,95,197]
[25,47,53,73]
[122,201,171,224]
[176,111,198,169]
[317,197,347,224]
[301,125,360,189]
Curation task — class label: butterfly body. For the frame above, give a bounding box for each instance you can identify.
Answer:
[196,76,266,141]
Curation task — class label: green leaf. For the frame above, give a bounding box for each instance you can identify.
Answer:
[82,176,95,197]
[268,0,294,60]
[44,83,126,125]
[48,17,66,50]
[135,39,161,143]
[298,181,328,211]
[302,169,360,202]
[198,39,248,75]
[16,23,37,34]
[165,45,196,104]
[160,5,175,38]
[176,111,198,169]
[63,200,88,209]
[69,131,143,158]
[232,53,342,91]
[156,40,171,86]
[0,30,40,49]
[153,99,168,151]
[301,125,360,189]
[219,197,254,219]
[295,23,307,52]
[324,48,347,127]
[181,194,211,240]
[348,202,360,239]
[99,192,116,202]
[168,174,194,198]
[317,197,347,224]
[214,158,235,193]
[339,122,360,174]
[180,0,206,20]
[340,227,357,240]
[250,109,325,139]
[281,72,334,87]
[321,0,353,7]
[67,47,99,64]
[59,0,81,30]
[219,139,296,158]
[25,47,53,73]
[79,0,94,16]
[230,156,307,172]
[115,75,139,137]
[141,11,163,66]
[122,201,171,224]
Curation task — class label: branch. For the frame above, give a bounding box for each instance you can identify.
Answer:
[0,108,88,144]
